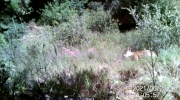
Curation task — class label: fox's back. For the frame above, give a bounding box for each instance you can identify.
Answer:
[132,50,156,60]
[142,50,156,57]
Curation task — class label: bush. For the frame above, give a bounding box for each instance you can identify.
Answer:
[158,45,180,66]
[19,68,110,100]
[48,12,90,46]
[0,17,26,45]
[4,20,27,42]
[88,1,103,11]
[120,0,173,14]
[126,1,180,52]
[40,1,119,46]
[86,7,118,34]
[39,1,78,25]
[68,0,88,13]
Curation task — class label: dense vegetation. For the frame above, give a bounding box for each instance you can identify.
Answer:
[1,0,180,100]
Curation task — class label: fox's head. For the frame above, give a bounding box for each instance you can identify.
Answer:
[124,48,133,58]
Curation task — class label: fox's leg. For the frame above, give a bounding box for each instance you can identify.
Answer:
[134,55,139,61]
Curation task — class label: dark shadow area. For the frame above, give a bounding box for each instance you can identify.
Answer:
[112,10,137,33]
[0,68,111,100]
[28,0,54,21]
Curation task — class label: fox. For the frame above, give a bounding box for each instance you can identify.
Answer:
[124,48,157,61]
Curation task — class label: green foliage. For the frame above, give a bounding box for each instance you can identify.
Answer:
[1,0,19,11]
[86,7,118,33]
[88,1,103,11]
[49,12,89,46]
[68,0,88,13]
[10,0,19,9]
[3,20,27,41]
[0,34,6,47]
[120,0,170,13]
[26,42,45,60]
[39,1,92,46]
[158,45,180,65]
[0,15,12,36]
[40,1,78,25]
[126,1,180,52]
[48,8,118,46]
[2,0,32,21]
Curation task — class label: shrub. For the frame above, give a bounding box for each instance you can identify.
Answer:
[88,1,103,11]
[86,7,118,34]
[40,1,119,46]
[20,68,110,100]
[49,12,90,46]
[39,1,78,25]
[120,0,174,14]
[126,1,180,52]
[0,17,26,45]
[0,41,33,99]
[68,0,88,13]
[158,45,180,67]
[4,19,27,42]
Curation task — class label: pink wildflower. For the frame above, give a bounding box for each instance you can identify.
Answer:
[88,48,94,53]
[61,47,80,57]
